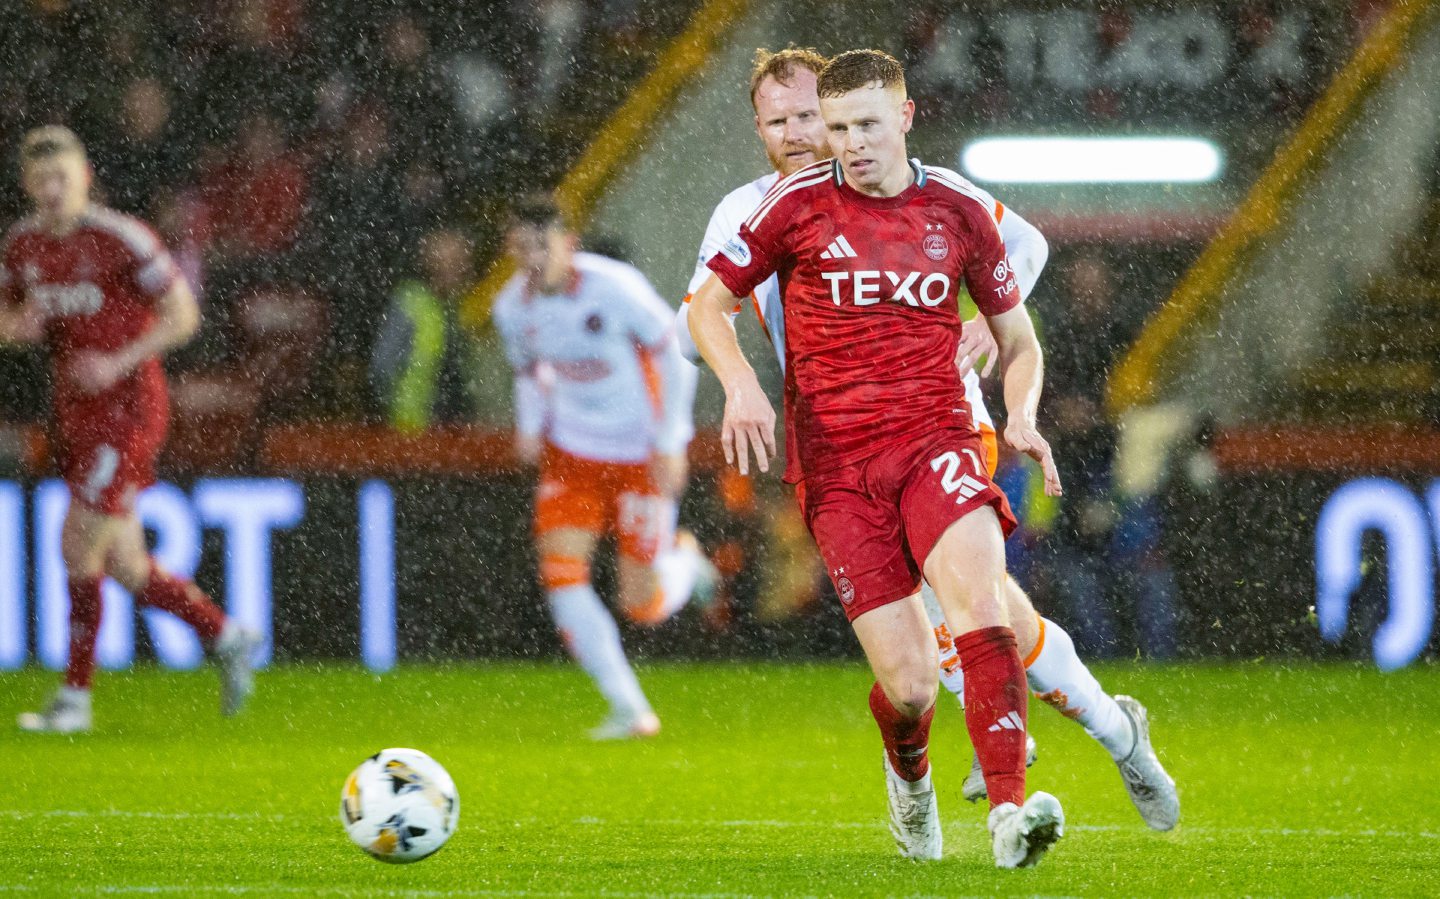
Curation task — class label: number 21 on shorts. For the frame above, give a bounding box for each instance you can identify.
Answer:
[930,449,987,503]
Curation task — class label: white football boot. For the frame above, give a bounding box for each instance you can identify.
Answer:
[883,753,943,861]
[988,791,1064,869]
[17,687,92,734]
[588,710,661,741]
[1113,695,1179,831]
[963,734,1039,803]
[214,623,263,717]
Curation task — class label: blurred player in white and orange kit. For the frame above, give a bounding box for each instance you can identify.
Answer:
[493,195,714,740]
[0,127,261,734]
[677,46,1178,845]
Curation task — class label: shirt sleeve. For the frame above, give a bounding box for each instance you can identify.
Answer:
[124,219,181,298]
[704,180,795,300]
[613,266,696,454]
[677,198,748,364]
[995,204,1048,303]
[492,290,551,438]
[962,203,1023,317]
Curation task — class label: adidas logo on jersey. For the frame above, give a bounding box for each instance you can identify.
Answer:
[818,234,858,260]
[988,711,1025,732]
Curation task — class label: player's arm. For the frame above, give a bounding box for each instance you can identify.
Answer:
[0,302,43,344]
[958,206,1049,379]
[0,253,42,344]
[618,267,698,497]
[70,278,199,394]
[676,200,749,365]
[689,271,775,475]
[987,304,1061,497]
[492,297,548,466]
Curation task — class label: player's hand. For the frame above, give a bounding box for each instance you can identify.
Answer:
[721,370,776,476]
[1005,419,1063,497]
[651,452,689,498]
[957,316,998,379]
[69,351,129,394]
[514,433,543,467]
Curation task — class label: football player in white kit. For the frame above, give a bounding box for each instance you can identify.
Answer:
[494,195,715,740]
[675,47,1178,830]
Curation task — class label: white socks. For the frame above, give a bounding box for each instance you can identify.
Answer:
[59,685,92,708]
[923,584,967,705]
[651,540,703,622]
[547,584,651,719]
[1025,616,1134,760]
[923,581,1135,760]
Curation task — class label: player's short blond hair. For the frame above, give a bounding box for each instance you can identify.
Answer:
[19,125,87,165]
[749,45,828,109]
[817,49,906,98]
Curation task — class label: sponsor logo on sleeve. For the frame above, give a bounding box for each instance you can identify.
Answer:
[993,259,1011,282]
[720,236,752,267]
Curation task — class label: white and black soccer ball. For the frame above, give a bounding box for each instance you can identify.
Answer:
[340,748,459,863]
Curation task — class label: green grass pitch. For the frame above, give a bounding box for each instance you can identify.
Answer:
[2,661,1437,897]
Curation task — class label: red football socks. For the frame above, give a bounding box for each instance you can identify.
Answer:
[139,562,226,643]
[868,681,935,782]
[956,625,1028,809]
[64,577,103,689]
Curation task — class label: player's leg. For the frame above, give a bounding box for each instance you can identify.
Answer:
[616,492,715,627]
[535,451,657,736]
[17,501,124,733]
[105,514,262,716]
[923,506,1063,868]
[539,526,658,739]
[1017,590,1178,829]
[849,596,944,861]
[806,471,943,861]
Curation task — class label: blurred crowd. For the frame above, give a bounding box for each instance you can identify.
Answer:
[0,0,698,427]
[0,1,1271,656]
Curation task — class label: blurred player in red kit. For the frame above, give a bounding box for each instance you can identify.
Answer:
[690,51,1073,867]
[0,127,261,734]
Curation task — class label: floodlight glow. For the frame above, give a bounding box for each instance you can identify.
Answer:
[960,137,1223,184]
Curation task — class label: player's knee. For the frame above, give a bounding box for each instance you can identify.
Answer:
[539,554,591,592]
[107,553,153,593]
[61,542,105,579]
[880,660,939,717]
[616,564,662,625]
[885,677,938,718]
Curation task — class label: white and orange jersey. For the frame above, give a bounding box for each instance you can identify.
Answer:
[493,251,696,464]
[679,172,785,365]
[677,162,1049,434]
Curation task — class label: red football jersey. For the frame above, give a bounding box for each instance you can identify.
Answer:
[0,205,179,441]
[707,159,1021,483]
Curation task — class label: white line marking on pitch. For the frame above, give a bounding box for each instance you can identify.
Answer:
[3,808,1436,842]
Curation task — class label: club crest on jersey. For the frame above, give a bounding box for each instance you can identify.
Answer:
[833,568,855,605]
[720,236,751,267]
[923,233,949,262]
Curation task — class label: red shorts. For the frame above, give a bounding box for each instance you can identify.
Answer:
[61,423,166,516]
[799,426,1016,622]
[534,446,670,564]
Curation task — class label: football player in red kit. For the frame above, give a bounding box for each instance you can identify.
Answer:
[0,127,261,733]
[689,51,1066,867]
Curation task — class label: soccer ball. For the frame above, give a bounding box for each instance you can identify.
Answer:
[340,748,460,863]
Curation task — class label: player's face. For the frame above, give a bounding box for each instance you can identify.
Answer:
[753,70,828,177]
[506,222,575,288]
[821,84,914,195]
[21,153,92,224]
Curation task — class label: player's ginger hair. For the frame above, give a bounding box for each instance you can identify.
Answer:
[19,125,87,165]
[817,49,906,98]
[749,45,828,109]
